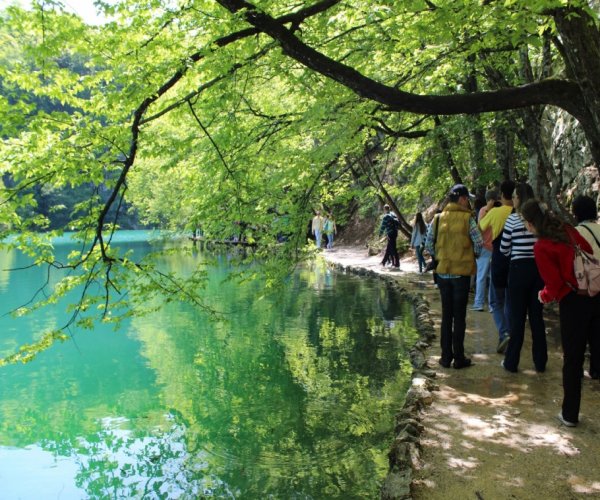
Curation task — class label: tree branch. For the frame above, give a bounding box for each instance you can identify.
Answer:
[215,0,585,119]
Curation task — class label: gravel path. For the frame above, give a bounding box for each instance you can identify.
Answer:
[323,246,600,500]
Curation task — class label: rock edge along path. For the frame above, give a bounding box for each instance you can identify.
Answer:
[322,246,600,500]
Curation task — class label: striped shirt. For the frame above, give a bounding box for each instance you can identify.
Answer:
[500,213,537,260]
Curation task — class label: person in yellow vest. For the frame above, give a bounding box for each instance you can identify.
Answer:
[425,184,483,369]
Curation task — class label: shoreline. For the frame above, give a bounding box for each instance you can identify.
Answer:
[322,246,600,500]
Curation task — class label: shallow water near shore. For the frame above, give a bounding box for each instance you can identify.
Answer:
[0,233,418,498]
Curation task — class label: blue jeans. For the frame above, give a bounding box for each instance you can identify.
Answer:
[473,248,492,309]
[415,246,426,272]
[489,284,510,341]
[314,229,322,248]
[326,232,334,249]
[437,275,471,364]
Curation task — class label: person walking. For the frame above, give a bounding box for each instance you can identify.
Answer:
[425,184,482,369]
[472,189,499,311]
[379,204,400,269]
[500,182,547,373]
[521,199,598,427]
[478,180,515,353]
[411,212,427,272]
[572,195,600,379]
[311,210,325,248]
[324,213,337,250]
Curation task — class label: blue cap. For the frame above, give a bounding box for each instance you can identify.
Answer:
[450,184,475,199]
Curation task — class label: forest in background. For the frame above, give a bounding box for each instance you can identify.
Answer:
[0,0,599,361]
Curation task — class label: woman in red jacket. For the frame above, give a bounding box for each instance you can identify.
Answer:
[520,199,600,427]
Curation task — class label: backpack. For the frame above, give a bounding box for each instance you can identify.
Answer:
[572,243,600,297]
[578,223,600,256]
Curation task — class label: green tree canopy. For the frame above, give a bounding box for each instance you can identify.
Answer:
[0,0,598,360]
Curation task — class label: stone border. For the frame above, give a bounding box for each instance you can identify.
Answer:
[326,261,438,500]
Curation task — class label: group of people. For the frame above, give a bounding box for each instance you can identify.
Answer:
[311,210,337,249]
[424,182,600,427]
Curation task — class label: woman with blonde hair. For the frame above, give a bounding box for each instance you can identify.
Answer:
[521,199,599,427]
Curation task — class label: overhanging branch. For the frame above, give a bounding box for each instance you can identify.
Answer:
[216,0,585,119]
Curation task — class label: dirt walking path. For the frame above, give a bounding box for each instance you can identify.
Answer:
[323,246,600,500]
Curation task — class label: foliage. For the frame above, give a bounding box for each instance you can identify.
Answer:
[0,0,598,359]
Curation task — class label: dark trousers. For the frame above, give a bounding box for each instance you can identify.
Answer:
[559,291,600,423]
[437,275,471,363]
[589,315,600,377]
[504,259,547,372]
[415,245,426,272]
[382,232,399,267]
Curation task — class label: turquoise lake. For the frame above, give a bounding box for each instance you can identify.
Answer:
[0,232,417,499]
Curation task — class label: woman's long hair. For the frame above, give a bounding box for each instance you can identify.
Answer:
[520,199,570,244]
[515,182,535,212]
[415,212,426,234]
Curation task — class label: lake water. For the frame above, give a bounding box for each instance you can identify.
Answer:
[0,232,417,499]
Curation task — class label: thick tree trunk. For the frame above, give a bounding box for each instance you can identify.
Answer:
[464,57,486,195]
[471,118,485,194]
[433,117,463,185]
[553,7,600,171]
[519,108,571,218]
[495,120,515,181]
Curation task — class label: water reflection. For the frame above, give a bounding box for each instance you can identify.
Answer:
[0,234,417,498]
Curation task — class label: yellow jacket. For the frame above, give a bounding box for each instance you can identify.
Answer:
[435,203,476,276]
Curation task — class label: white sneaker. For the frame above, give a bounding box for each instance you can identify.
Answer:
[557,412,577,427]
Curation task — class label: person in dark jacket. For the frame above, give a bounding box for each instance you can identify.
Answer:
[379,204,400,269]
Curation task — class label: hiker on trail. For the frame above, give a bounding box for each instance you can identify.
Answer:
[500,182,547,373]
[410,212,427,272]
[379,204,400,269]
[324,213,337,250]
[478,179,515,354]
[521,199,598,427]
[312,211,325,248]
[472,189,500,312]
[572,194,600,380]
[425,184,482,369]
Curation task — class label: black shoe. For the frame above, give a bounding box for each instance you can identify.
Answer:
[438,358,452,368]
[496,336,510,354]
[501,360,518,373]
[453,358,472,369]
